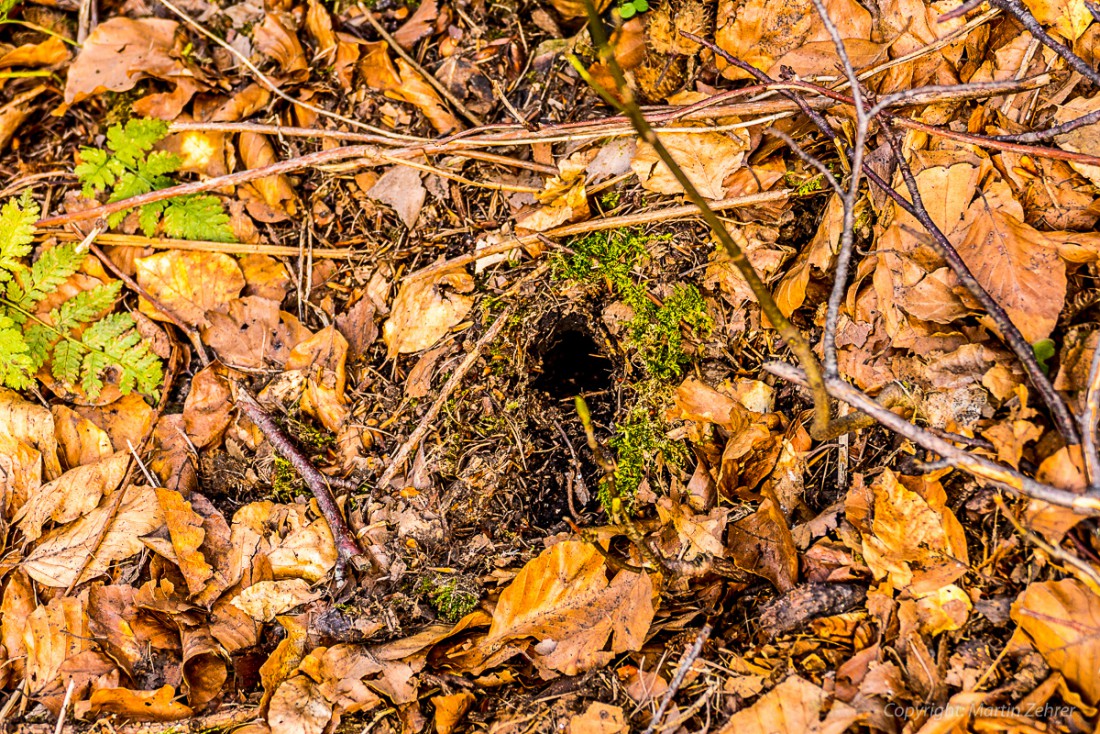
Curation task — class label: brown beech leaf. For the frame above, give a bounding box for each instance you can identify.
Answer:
[1053,95,1100,188]
[955,183,1066,344]
[15,451,129,541]
[368,166,426,229]
[239,132,298,222]
[135,251,246,329]
[77,685,193,722]
[183,365,234,449]
[568,702,626,734]
[358,41,460,133]
[383,269,474,358]
[241,254,291,302]
[1012,579,1100,706]
[51,404,113,469]
[75,393,156,456]
[847,471,968,595]
[155,488,214,597]
[433,691,476,734]
[201,297,310,370]
[22,485,164,587]
[253,13,308,78]
[715,676,858,734]
[23,596,93,707]
[393,0,439,47]
[0,388,62,480]
[479,540,654,677]
[229,579,321,622]
[0,36,69,68]
[1023,0,1094,40]
[260,616,309,712]
[631,128,749,200]
[64,18,200,116]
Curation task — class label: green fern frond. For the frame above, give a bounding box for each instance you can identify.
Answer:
[51,338,85,385]
[81,313,162,396]
[0,316,35,390]
[0,0,22,22]
[163,195,235,242]
[6,243,87,317]
[107,118,169,167]
[77,118,231,242]
[0,192,38,282]
[51,281,120,331]
[74,148,124,197]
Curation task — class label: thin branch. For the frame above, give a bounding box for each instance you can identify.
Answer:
[764,361,1100,512]
[989,0,1100,87]
[642,623,713,734]
[576,7,834,438]
[1084,336,1100,492]
[374,307,513,491]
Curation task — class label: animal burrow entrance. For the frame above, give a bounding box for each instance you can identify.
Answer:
[530,313,614,402]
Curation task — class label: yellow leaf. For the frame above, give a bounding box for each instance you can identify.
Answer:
[631,128,749,200]
[433,691,475,734]
[383,269,474,358]
[15,452,130,541]
[1012,579,1100,706]
[715,676,858,734]
[135,251,246,329]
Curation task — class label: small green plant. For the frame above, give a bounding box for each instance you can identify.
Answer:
[618,0,649,19]
[418,575,479,623]
[555,229,711,378]
[600,190,621,209]
[0,193,163,397]
[76,118,234,242]
[555,229,711,512]
[1033,338,1056,375]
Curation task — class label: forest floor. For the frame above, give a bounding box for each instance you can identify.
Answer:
[1,0,1100,731]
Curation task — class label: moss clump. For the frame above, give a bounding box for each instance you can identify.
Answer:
[554,229,711,513]
[553,229,711,379]
[418,575,480,622]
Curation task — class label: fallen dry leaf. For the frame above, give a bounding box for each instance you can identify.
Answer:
[955,182,1066,344]
[632,128,749,200]
[136,251,246,329]
[383,269,474,358]
[239,132,298,222]
[433,691,475,734]
[477,540,654,677]
[201,297,310,369]
[1012,579,1100,706]
[368,166,426,229]
[51,404,113,469]
[0,388,62,480]
[568,702,626,734]
[15,451,129,541]
[156,487,214,597]
[716,676,858,734]
[64,18,201,117]
[22,485,163,587]
[254,13,309,79]
[229,579,321,622]
[358,41,460,133]
[77,685,193,722]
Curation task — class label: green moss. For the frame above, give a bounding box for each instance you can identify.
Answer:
[600,190,621,209]
[555,229,711,513]
[418,575,480,622]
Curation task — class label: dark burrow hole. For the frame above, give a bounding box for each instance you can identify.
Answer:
[527,313,616,529]
[530,313,614,401]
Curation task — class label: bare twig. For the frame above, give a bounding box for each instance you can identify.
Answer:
[764,361,1100,512]
[642,623,713,734]
[988,0,1100,87]
[1083,336,1100,492]
[996,495,1100,589]
[374,307,513,491]
[576,10,834,439]
[233,386,364,577]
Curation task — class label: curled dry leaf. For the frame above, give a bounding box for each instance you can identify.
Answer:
[239,132,298,222]
[15,451,129,541]
[77,685,193,722]
[156,488,214,597]
[64,18,201,117]
[567,702,626,734]
[286,326,350,433]
[1053,95,1100,188]
[846,471,968,595]
[23,596,93,706]
[22,485,164,588]
[0,388,62,480]
[475,541,654,677]
[715,676,858,734]
[136,251,246,329]
[75,393,156,455]
[393,0,439,47]
[260,616,309,712]
[383,268,475,358]
[631,128,749,200]
[358,41,460,134]
[0,36,69,68]
[254,13,309,78]
[51,404,113,469]
[229,579,321,622]
[183,365,234,449]
[433,691,476,734]
[1012,579,1100,706]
